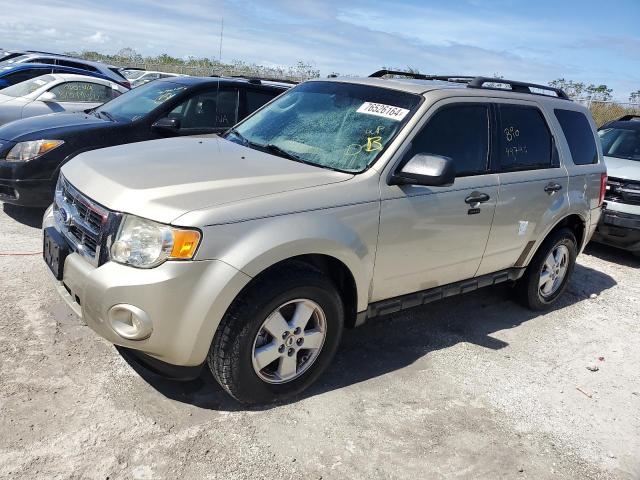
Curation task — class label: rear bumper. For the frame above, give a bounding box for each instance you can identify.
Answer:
[592,204,640,252]
[0,177,54,207]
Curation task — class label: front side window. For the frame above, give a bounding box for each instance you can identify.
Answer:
[49,81,118,103]
[225,81,421,173]
[554,109,598,165]
[405,104,490,176]
[170,88,239,130]
[96,80,187,122]
[498,105,553,171]
[246,90,279,113]
[599,127,640,161]
[0,75,55,97]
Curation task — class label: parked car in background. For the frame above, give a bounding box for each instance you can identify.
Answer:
[0,76,290,207]
[592,114,640,255]
[0,52,130,87]
[41,71,605,404]
[0,74,127,126]
[123,69,185,88]
[0,63,121,89]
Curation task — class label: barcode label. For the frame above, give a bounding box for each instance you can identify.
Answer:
[356,102,410,121]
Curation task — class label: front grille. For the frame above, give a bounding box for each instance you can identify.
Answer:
[53,175,119,266]
[605,177,640,206]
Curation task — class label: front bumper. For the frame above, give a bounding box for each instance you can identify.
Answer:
[43,211,252,367]
[0,177,54,207]
[592,202,640,253]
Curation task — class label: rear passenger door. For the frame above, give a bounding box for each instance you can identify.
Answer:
[476,101,569,275]
[373,100,499,301]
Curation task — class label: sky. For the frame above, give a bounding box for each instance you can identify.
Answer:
[0,0,638,100]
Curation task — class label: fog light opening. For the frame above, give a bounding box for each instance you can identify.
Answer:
[108,304,153,340]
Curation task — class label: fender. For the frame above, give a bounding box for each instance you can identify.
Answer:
[196,202,381,312]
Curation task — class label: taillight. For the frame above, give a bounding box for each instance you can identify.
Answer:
[121,81,131,89]
[599,173,607,207]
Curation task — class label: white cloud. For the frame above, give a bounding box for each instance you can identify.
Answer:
[85,31,110,44]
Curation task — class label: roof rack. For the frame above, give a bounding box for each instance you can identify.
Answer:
[369,69,475,84]
[370,70,570,100]
[467,77,569,99]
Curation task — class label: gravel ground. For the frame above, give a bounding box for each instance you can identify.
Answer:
[0,202,638,480]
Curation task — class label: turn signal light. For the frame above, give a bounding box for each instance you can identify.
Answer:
[170,230,201,259]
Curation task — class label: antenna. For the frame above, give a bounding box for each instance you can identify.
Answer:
[218,15,224,64]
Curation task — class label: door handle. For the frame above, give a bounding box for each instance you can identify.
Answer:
[544,182,563,194]
[465,192,491,204]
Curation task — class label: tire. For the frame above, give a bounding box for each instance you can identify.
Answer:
[514,228,577,310]
[208,262,344,404]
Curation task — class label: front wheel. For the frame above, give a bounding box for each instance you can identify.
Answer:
[208,264,344,404]
[515,228,577,310]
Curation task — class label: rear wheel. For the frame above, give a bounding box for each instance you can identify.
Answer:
[208,263,344,404]
[515,228,577,310]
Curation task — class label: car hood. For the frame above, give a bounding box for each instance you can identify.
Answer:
[604,156,640,181]
[0,112,109,141]
[62,136,353,224]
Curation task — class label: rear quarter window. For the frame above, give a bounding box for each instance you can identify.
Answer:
[554,109,598,165]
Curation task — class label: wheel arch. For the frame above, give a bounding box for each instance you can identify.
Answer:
[520,213,587,267]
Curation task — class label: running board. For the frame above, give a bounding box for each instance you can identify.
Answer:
[362,267,526,321]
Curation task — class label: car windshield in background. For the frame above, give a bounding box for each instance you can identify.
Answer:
[0,75,55,97]
[122,70,146,80]
[225,81,421,173]
[95,80,186,122]
[599,127,640,161]
[0,54,29,65]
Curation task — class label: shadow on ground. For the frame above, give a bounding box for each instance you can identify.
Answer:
[2,203,46,229]
[583,242,640,268]
[120,261,617,411]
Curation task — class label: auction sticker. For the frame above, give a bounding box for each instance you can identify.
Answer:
[356,102,410,121]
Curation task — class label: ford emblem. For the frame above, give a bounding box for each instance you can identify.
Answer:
[59,208,69,223]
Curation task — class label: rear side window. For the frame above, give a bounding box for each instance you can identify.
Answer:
[407,104,490,176]
[554,109,598,165]
[498,105,552,171]
[49,82,120,103]
[4,69,46,85]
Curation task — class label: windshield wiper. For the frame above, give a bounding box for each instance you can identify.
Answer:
[97,110,116,122]
[226,128,252,146]
[264,144,303,162]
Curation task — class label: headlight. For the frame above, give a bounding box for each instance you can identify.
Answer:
[111,215,201,268]
[6,140,64,162]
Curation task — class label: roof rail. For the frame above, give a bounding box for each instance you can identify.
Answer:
[467,77,569,99]
[228,75,299,85]
[616,114,640,122]
[370,69,475,83]
[371,70,570,100]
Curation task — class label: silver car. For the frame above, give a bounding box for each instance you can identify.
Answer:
[592,115,640,255]
[43,71,606,404]
[0,74,128,126]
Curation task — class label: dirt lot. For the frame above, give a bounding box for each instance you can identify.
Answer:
[0,202,638,480]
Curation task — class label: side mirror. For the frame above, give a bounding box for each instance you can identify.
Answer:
[38,91,58,103]
[389,153,456,187]
[152,116,181,133]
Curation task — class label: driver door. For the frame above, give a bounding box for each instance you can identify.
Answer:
[372,100,498,301]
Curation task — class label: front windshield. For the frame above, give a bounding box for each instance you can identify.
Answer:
[225,81,421,173]
[96,80,186,122]
[0,75,55,97]
[599,127,640,161]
